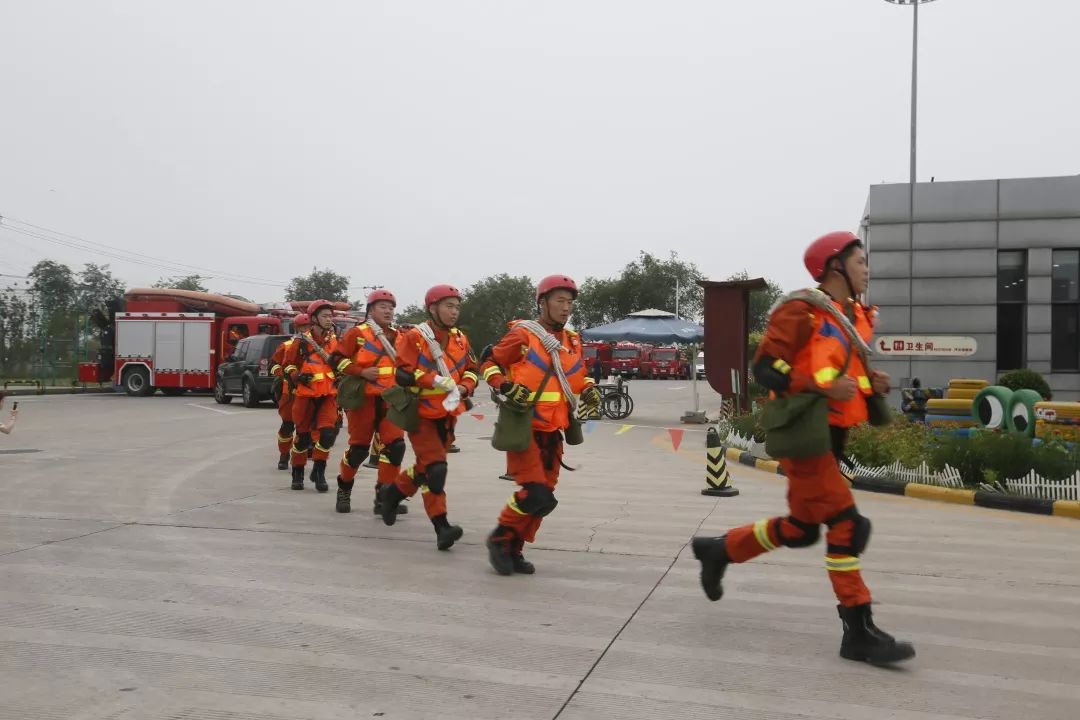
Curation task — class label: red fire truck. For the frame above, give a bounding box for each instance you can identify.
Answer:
[79,288,356,396]
[641,345,690,379]
[610,341,648,378]
[583,341,613,377]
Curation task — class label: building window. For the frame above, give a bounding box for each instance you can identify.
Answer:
[997,251,1026,371]
[1052,249,1080,371]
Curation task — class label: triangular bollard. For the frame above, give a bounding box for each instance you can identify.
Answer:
[702,426,739,497]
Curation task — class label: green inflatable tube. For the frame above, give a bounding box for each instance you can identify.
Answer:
[972,386,1014,430]
[1006,389,1042,437]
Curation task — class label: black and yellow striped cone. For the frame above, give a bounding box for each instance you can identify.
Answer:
[702,426,739,497]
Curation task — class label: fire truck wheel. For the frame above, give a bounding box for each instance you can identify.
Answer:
[123,366,153,397]
[242,378,261,408]
[214,377,233,404]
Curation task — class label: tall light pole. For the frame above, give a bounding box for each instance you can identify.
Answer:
[885,0,936,384]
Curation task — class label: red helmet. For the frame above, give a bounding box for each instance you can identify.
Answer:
[293,313,311,327]
[804,231,862,281]
[424,284,462,308]
[536,274,578,303]
[307,299,334,317]
[366,289,396,308]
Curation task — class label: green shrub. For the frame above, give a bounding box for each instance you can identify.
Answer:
[997,368,1052,400]
[730,408,766,442]
[847,420,934,468]
[1031,440,1079,481]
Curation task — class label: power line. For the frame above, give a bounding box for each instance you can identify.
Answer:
[0,215,290,288]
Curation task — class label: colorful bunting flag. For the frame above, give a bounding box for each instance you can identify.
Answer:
[668,428,684,452]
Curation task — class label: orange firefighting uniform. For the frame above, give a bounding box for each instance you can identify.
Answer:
[283,329,339,468]
[391,322,478,520]
[335,322,405,488]
[726,295,877,607]
[269,338,298,457]
[483,321,594,548]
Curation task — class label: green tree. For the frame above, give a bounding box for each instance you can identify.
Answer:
[285,268,350,303]
[459,274,535,349]
[78,263,125,314]
[574,251,705,329]
[154,274,208,292]
[397,304,427,326]
[725,270,785,333]
[28,260,77,338]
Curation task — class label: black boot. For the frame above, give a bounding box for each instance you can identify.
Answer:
[277,453,289,471]
[432,514,463,551]
[291,465,305,490]
[372,483,407,515]
[691,535,730,601]
[511,538,535,575]
[378,484,407,526]
[311,460,329,493]
[336,477,352,513]
[486,528,515,576]
[838,603,916,666]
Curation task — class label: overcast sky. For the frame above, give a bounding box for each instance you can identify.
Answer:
[1,0,1077,307]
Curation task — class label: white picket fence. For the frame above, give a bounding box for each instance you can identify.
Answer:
[723,430,970,492]
[723,427,1080,500]
[1005,471,1080,501]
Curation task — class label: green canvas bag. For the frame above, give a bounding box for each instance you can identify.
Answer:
[335,374,367,410]
[382,384,419,433]
[491,363,555,452]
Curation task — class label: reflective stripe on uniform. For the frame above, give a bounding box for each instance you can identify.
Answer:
[284,365,298,374]
[772,358,791,374]
[337,358,353,372]
[814,367,839,385]
[753,518,777,551]
[377,366,394,375]
[507,496,527,515]
[462,371,478,383]
[414,369,426,379]
[527,391,563,403]
[310,372,335,381]
[825,555,861,572]
[483,366,501,381]
[857,375,872,391]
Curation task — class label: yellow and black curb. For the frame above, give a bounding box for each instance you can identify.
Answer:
[723,446,1080,521]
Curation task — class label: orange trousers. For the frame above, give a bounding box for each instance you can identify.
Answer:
[724,452,871,607]
[394,416,455,519]
[496,430,563,544]
[339,398,405,486]
[291,395,339,467]
[276,391,295,455]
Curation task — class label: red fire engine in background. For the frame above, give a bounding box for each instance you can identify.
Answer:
[640,345,691,379]
[79,288,356,396]
[583,341,612,377]
[610,341,646,378]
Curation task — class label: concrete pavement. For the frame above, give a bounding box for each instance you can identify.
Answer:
[1,382,1078,719]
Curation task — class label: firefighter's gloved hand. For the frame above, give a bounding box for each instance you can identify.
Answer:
[433,375,457,392]
[500,382,531,409]
[295,372,315,387]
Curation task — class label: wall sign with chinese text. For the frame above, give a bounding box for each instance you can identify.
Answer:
[875,336,977,357]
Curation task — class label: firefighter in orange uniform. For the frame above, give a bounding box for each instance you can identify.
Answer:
[270,313,311,470]
[482,275,601,575]
[331,289,409,516]
[283,299,339,493]
[377,284,478,551]
[691,231,915,666]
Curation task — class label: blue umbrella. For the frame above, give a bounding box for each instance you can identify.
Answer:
[581,309,704,344]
